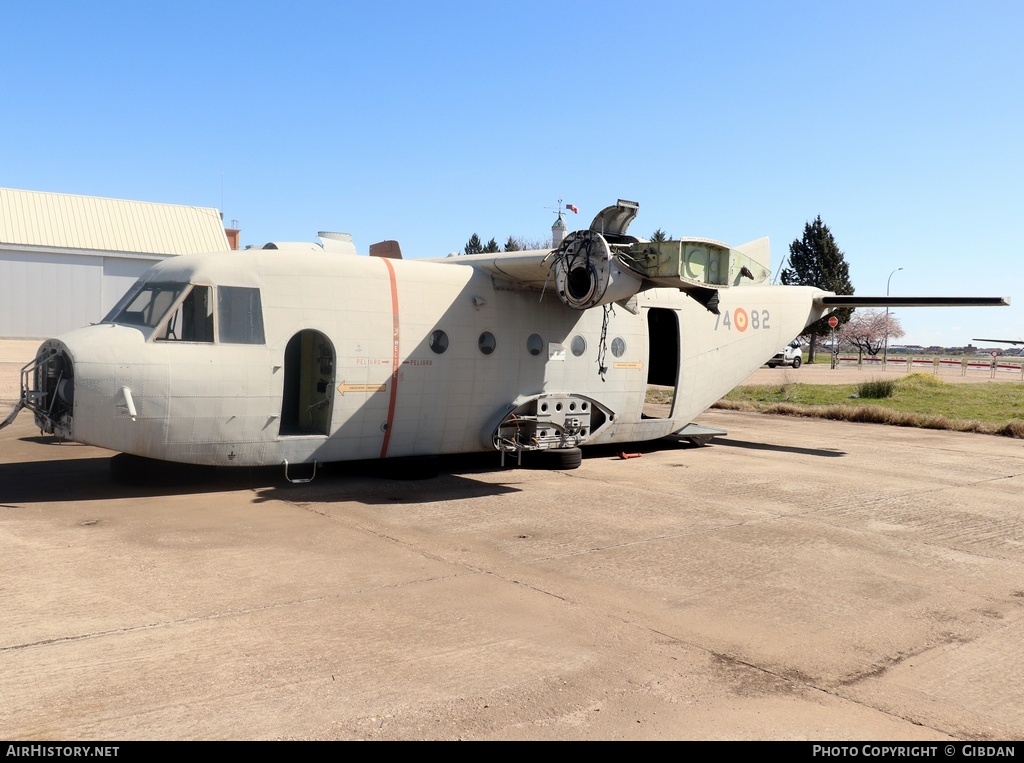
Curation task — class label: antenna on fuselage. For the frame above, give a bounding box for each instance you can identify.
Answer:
[772,253,789,285]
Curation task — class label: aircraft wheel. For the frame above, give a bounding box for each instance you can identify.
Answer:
[767,363,777,368]
[792,357,802,368]
[537,447,582,470]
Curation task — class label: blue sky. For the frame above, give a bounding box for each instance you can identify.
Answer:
[4,1,1022,345]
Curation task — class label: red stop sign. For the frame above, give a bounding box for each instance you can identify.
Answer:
[828,315,839,328]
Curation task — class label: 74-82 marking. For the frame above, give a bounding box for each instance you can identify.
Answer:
[715,308,770,331]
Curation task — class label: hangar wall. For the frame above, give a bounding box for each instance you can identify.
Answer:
[0,247,165,338]
[0,188,232,339]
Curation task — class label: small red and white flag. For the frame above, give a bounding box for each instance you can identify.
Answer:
[565,204,578,214]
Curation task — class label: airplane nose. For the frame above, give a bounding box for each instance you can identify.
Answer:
[24,339,75,438]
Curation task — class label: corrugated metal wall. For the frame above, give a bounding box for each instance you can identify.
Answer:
[0,187,233,338]
[0,250,160,338]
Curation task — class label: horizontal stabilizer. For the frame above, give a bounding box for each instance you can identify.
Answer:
[818,296,1010,308]
[973,338,1024,345]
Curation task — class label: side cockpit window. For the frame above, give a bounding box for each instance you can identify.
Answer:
[159,285,213,342]
[218,286,265,344]
[105,282,187,329]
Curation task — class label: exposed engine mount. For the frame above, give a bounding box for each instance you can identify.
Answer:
[24,342,75,438]
[552,230,644,310]
[491,393,614,455]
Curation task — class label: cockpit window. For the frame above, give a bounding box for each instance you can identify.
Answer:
[218,286,265,344]
[104,281,188,329]
[104,280,263,344]
[158,285,213,342]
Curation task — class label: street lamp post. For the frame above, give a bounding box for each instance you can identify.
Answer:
[883,267,903,365]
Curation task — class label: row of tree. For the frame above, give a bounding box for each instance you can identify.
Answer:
[462,234,550,254]
[460,229,673,254]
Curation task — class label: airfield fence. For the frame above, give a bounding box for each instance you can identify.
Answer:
[833,354,1024,380]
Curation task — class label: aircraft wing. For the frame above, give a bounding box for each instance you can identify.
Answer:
[452,249,558,291]
[442,236,774,315]
[429,201,776,314]
[973,337,1024,345]
[817,296,1010,308]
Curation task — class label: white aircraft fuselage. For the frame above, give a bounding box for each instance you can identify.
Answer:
[7,201,1005,471]
[21,249,822,467]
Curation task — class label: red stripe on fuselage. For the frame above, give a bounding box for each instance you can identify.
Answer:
[380,258,400,458]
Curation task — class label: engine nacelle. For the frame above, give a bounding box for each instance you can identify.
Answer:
[553,231,644,310]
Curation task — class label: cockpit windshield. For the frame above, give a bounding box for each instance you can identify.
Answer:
[103,281,188,330]
[103,280,264,344]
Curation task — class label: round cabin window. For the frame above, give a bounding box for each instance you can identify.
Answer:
[429,329,449,354]
[478,331,496,355]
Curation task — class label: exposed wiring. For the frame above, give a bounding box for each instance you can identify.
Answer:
[597,303,614,381]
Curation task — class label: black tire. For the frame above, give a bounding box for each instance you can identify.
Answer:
[792,357,802,368]
[767,363,777,368]
[537,447,582,470]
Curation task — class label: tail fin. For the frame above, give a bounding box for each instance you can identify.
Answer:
[734,237,770,273]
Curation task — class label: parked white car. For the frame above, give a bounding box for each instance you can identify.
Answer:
[767,340,802,368]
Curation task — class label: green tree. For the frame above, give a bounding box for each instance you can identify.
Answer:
[780,216,854,362]
[650,228,670,242]
[465,234,551,253]
[463,233,483,255]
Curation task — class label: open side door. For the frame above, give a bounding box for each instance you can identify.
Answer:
[643,307,680,420]
[280,329,335,436]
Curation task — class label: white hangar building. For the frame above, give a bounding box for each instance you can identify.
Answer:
[0,187,234,339]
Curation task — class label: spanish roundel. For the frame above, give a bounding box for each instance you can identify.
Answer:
[733,308,749,332]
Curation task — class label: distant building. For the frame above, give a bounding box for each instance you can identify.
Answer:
[551,213,567,248]
[0,187,233,338]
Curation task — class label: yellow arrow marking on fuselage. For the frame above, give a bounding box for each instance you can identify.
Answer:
[338,382,387,395]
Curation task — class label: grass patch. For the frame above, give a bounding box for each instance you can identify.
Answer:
[645,386,675,405]
[856,378,897,399]
[712,374,1024,438]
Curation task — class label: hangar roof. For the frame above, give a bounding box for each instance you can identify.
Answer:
[0,187,230,255]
